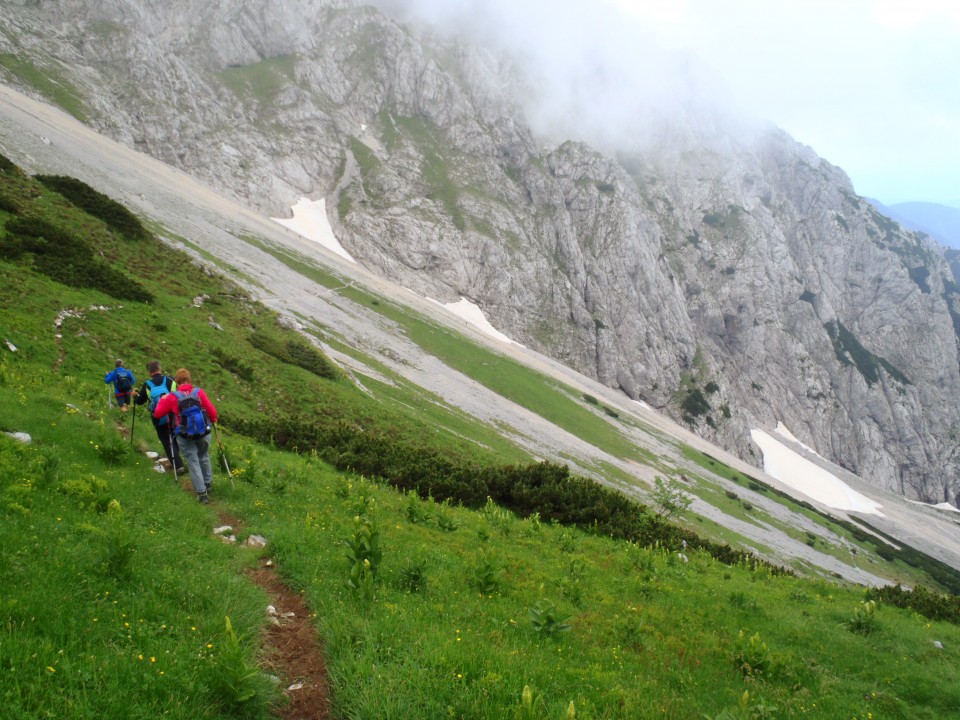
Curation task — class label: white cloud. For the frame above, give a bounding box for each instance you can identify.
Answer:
[373,0,960,204]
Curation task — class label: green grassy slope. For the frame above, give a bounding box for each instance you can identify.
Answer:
[3,158,960,719]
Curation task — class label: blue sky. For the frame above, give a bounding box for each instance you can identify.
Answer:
[380,0,960,206]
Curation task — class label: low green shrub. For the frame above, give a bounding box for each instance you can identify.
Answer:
[845,599,879,635]
[212,347,255,382]
[396,559,428,593]
[868,584,960,624]
[528,599,572,638]
[3,215,153,301]
[229,412,794,576]
[34,174,150,241]
[93,426,130,466]
[733,631,772,677]
[249,330,338,380]
[472,550,503,594]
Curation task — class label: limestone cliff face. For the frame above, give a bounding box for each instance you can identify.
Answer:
[3,0,959,502]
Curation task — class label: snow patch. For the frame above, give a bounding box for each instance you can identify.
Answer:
[772,421,822,457]
[271,197,356,263]
[425,296,518,346]
[907,499,960,513]
[751,426,884,515]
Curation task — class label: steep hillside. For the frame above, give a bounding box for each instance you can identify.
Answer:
[1,1,960,509]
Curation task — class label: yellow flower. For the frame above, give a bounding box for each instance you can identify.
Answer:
[46,666,55,673]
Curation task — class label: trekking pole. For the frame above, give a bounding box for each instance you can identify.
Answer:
[213,424,234,489]
[171,430,181,488]
[129,401,137,444]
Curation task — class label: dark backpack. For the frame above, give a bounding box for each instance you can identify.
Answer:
[115,370,133,394]
[147,377,172,426]
[174,388,210,439]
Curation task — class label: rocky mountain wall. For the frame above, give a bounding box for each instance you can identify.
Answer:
[2,0,959,502]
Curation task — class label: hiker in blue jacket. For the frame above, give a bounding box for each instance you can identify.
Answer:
[133,359,185,473]
[104,359,135,412]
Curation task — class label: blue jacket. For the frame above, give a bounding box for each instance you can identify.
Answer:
[104,367,135,395]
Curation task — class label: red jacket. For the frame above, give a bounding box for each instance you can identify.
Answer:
[153,383,219,426]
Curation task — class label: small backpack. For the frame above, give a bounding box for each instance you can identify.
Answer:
[115,369,134,394]
[174,388,210,439]
[147,377,172,426]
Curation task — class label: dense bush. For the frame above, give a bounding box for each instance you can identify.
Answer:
[228,412,792,575]
[680,387,710,418]
[3,215,153,302]
[212,348,255,382]
[249,331,338,380]
[869,584,960,624]
[34,174,150,241]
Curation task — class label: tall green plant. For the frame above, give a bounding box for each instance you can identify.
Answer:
[344,515,382,576]
[214,616,263,707]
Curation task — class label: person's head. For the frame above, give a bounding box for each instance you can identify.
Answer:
[174,368,191,385]
[146,360,161,374]
[115,359,124,368]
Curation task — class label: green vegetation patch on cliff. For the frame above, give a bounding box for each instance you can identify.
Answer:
[824,320,911,387]
[216,54,298,105]
[0,53,88,121]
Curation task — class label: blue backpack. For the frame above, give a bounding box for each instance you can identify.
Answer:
[147,377,172,426]
[174,388,210,439]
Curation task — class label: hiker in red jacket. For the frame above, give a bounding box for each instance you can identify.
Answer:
[153,368,219,503]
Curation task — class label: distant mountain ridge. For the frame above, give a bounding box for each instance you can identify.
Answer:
[869,199,960,249]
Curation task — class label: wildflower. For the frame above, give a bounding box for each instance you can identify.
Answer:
[46,666,56,673]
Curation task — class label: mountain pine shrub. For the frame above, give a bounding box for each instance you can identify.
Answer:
[34,174,150,241]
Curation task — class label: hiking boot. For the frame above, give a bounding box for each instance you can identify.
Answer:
[198,492,209,504]
[174,465,187,474]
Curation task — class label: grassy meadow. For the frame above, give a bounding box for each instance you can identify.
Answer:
[2,157,960,719]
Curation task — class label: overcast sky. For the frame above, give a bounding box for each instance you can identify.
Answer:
[379,0,960,206]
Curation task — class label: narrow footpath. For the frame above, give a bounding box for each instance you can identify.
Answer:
[218,510,332,720]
